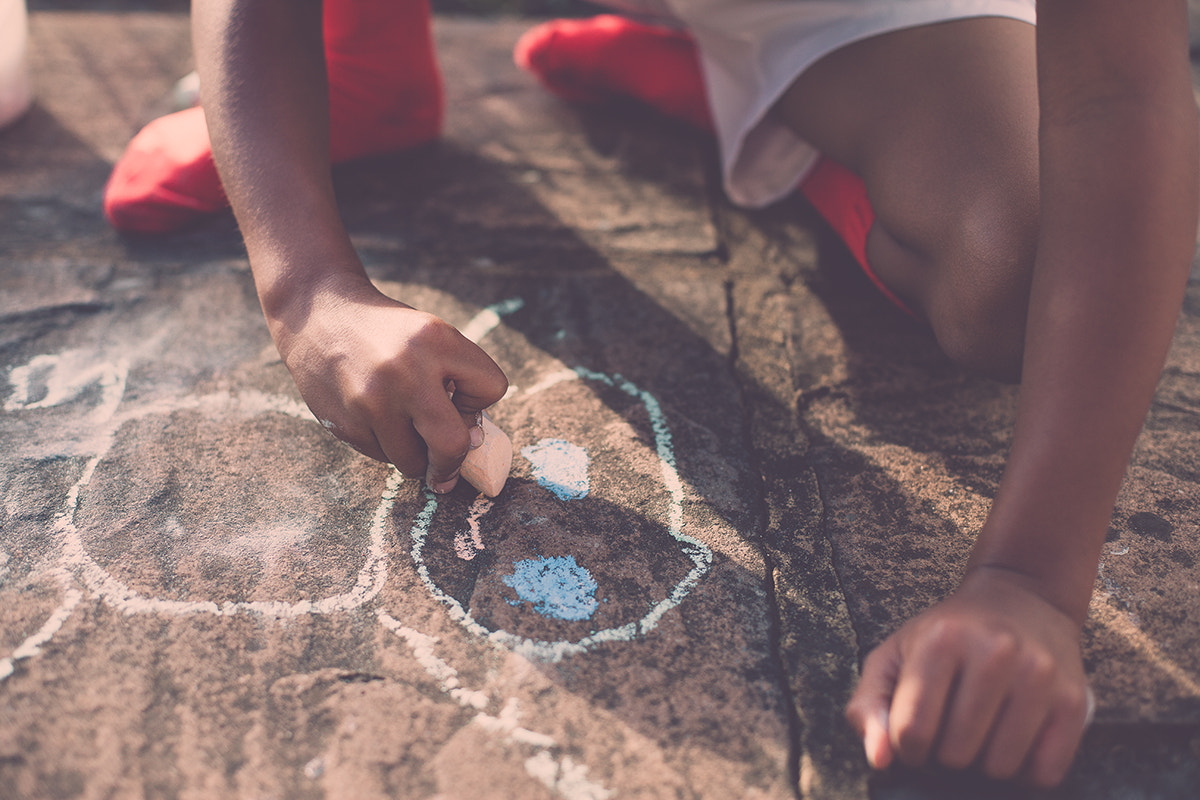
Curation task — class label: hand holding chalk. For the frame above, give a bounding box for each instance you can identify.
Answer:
[460,414,512,497]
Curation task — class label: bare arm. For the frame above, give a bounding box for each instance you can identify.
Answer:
[849,0,1199,786]
[192,0,507,488]
[974,0,1198,622]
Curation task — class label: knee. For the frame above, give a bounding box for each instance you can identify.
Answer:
[925,196,1037,383]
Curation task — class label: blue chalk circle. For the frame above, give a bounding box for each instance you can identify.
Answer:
[502,556,599,621]
[521,438,590,500]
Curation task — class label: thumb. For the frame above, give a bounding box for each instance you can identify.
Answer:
[846,639,901,771]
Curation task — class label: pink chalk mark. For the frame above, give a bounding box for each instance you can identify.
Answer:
[454,495,494,560]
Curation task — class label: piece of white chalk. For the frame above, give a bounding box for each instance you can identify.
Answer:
[459,415,512,497]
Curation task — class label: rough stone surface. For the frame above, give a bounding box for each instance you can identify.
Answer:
[3,6,1200,800]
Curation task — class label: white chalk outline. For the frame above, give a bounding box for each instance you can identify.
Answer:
[1,298,704,800]
[408,366,714,663]
[52,389,396,618]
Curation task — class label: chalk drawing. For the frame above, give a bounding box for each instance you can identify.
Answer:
[503,556,599,622]
[3,297,695,799]
[455,495,493,561]
[0,569,82,683]
[408,366,713,663]
[1,297,532,632]
[53,389,397,618]
[459,297,525,343]
[376,611,490,710]
[521,439,590,501]
[474,697,559,749]
[526,752,615,800]
[4,349,127,424]
[378,612,613,800]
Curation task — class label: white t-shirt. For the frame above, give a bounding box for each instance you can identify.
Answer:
[597,0,1037,206]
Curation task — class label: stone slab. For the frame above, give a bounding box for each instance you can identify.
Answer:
[7,5,1200,800]
[1,10,791,800]
[721,182,1200,797]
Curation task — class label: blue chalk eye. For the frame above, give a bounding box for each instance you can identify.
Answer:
[502,555,599,621]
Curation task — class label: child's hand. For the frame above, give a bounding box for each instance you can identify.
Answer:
[845,567,1092,787]
[270,274,509,493]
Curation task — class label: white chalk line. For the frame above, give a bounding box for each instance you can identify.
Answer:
[377,611,613,800]
[0,569,82,683]
[55,389,396,618]
[408,367,713,663]
[460,297,525,344]
[4,349,128,425]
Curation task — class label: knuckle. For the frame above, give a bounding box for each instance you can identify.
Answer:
[859,646,890,675]
[979,630,1020,671]
[1018,649,1057,688]
[1057,683,1091,722]
[920,617,964,650]
[843,700,865,729]
[408,310,457,344]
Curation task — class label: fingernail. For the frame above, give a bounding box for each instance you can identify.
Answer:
[469,422,484,450]
[427,470,457,495]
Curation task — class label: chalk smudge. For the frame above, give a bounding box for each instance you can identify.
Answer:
[503,556,599,621]
[521,439,589,501]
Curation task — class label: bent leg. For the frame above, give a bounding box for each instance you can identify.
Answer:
[775,17,1040,380]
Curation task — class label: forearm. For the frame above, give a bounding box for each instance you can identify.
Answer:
[968,0,1199,622]
[192,0,366,326]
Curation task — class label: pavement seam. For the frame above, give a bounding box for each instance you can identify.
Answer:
[723,274,806,800]
[794,393,869,669]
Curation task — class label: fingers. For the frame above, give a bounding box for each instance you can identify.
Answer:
[935,632,1021,769]
[978,650,1058,779]
[412,392,480,493]
[372,329,507,490]
[445,351,510,417]
[370,407,433,479]
[1024,684,1092,788]
[846,639,901,771]
[412,334,507,492]
[887,624,961,766]
[847,609,1089,788]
